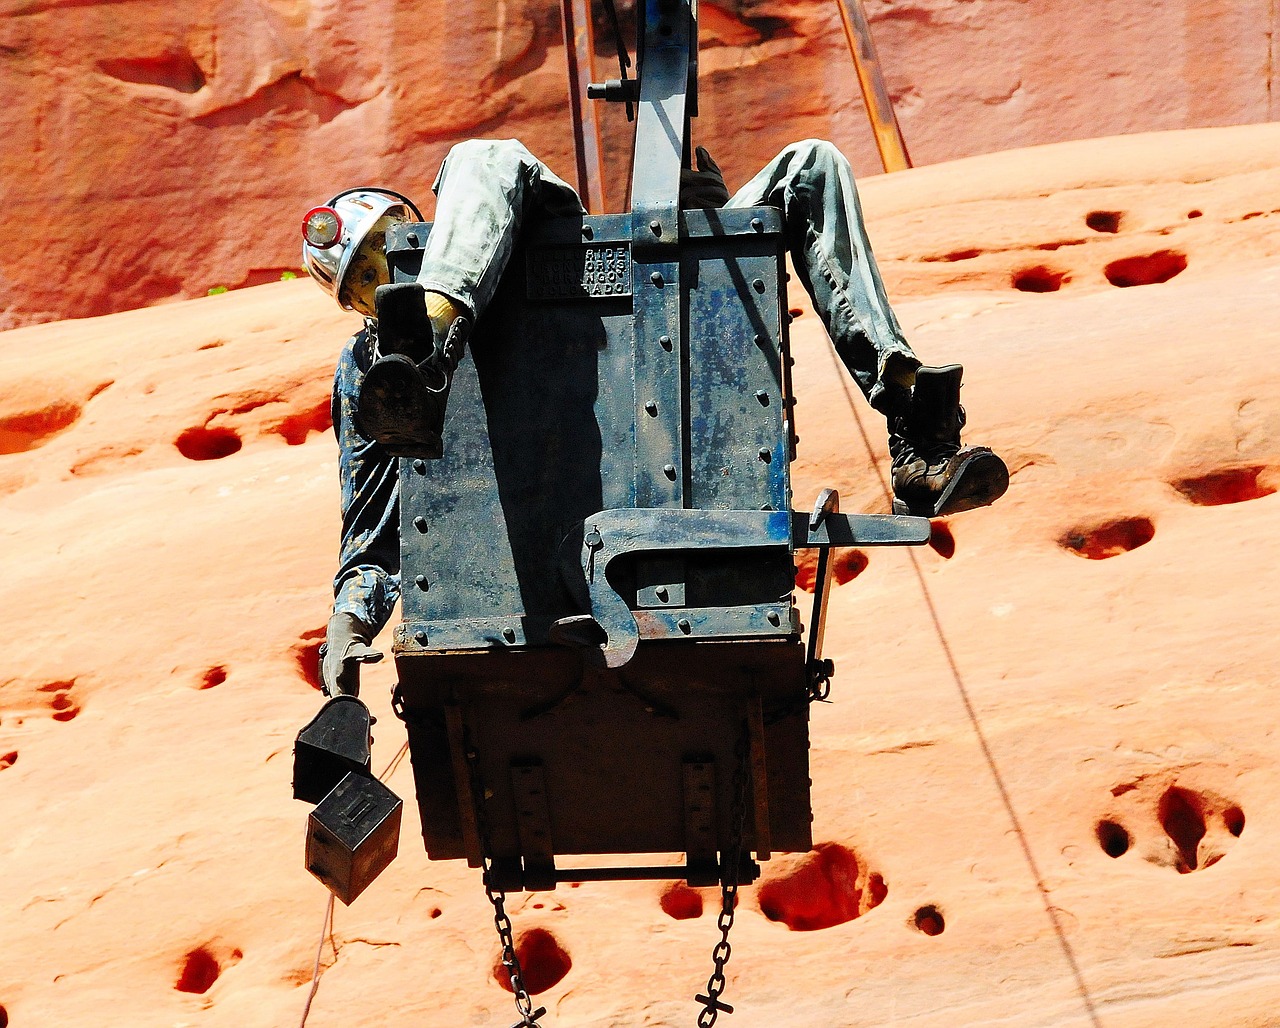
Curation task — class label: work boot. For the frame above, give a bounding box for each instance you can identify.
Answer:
[888,364,1009,518]
[356,284,470,457]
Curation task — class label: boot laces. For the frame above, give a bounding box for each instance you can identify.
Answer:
[890,405,967,469]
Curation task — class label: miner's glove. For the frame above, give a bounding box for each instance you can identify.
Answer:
[319,612,384,698]
[679,146,730,210]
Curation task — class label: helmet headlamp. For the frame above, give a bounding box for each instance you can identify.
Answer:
[302,206,343,249]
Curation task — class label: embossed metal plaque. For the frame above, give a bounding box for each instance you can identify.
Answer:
[526,243,631,300]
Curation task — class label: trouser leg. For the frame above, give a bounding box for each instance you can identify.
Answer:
[417,138,586,319]
[726,139,919,414]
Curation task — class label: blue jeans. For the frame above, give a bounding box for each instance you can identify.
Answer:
[333,138,920,629]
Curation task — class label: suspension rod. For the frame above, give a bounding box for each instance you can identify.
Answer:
[833,0,913,172]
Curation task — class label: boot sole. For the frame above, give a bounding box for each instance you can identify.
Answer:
[892,449,1009,518]
[354,355,446,459]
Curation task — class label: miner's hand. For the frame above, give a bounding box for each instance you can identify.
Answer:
[319,612,384,698]
[680,146,730,210]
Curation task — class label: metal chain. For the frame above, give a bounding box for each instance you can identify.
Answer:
[463,737,546,1028]
[695,727,750,1026]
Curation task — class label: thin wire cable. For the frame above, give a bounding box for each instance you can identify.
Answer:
[828,347,1102,1026]
[297,894,335,1028]
[297,738,411,1027]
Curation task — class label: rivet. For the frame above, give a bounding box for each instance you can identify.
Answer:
[415,630,428,644]
[677,618,692,634]
[413,516,428,532]
[412,459,426,474]
[755,390,769,405]
[655,586,669,601]
[767,611,781,626]
[754,334,767,347]
[659,334,674,351]
[644,400,658,416]
[406,231,420,247]
[582,225,594,240]
[758,447,771,462]
[651,271,665,287]
[752,278,766,293]
[751,217,763,232]
[663,463,677,480]
[415,574,429,590]
[650,220,662,236]
[502,627,516,643]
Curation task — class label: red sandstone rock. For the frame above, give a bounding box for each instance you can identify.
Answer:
[1,1,1278,327]
[1,123,1279,1026]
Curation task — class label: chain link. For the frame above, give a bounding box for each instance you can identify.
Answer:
[463,738,546,1028]
[695,727,750,1026]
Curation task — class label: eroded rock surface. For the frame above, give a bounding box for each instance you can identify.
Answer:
[1,123,1279,1026]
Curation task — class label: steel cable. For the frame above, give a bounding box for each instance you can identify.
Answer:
[827,344,1102,1026]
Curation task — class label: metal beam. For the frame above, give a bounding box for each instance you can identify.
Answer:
[560,0,608,212]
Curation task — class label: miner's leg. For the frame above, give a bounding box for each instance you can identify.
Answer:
[727,140,1007,517]
[359,139,586,457]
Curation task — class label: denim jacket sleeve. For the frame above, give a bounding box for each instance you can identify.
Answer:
[331,326,401,633]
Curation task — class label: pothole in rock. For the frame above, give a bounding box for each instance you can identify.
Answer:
[176,425,242,461]
[200,666,227,690]
[1100,781,1244,873]
[1085,210,1123,233]
[832,549,869,583]
[1059,517,1154,560]
[1012,265,1067,293]
[175,944,241,994]
[1104,250,1187,288]
[1171,465,1277,506]
[757,842,887,931]
[40,681,81,722]
[0,401,83,455]
[493,927,571,994]
[1096,819,1131,858]
[912,905,945,936]
[273,399,333,446]
[0,751,17,771]
[659,882,704,920]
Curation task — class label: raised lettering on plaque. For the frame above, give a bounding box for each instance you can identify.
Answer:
[526,244,632,301]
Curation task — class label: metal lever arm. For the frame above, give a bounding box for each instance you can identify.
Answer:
[562,508,791,669]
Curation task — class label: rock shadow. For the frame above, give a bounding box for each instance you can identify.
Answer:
[293,628,326,691]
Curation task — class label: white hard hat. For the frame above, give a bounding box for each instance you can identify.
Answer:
[301,188,423,316]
